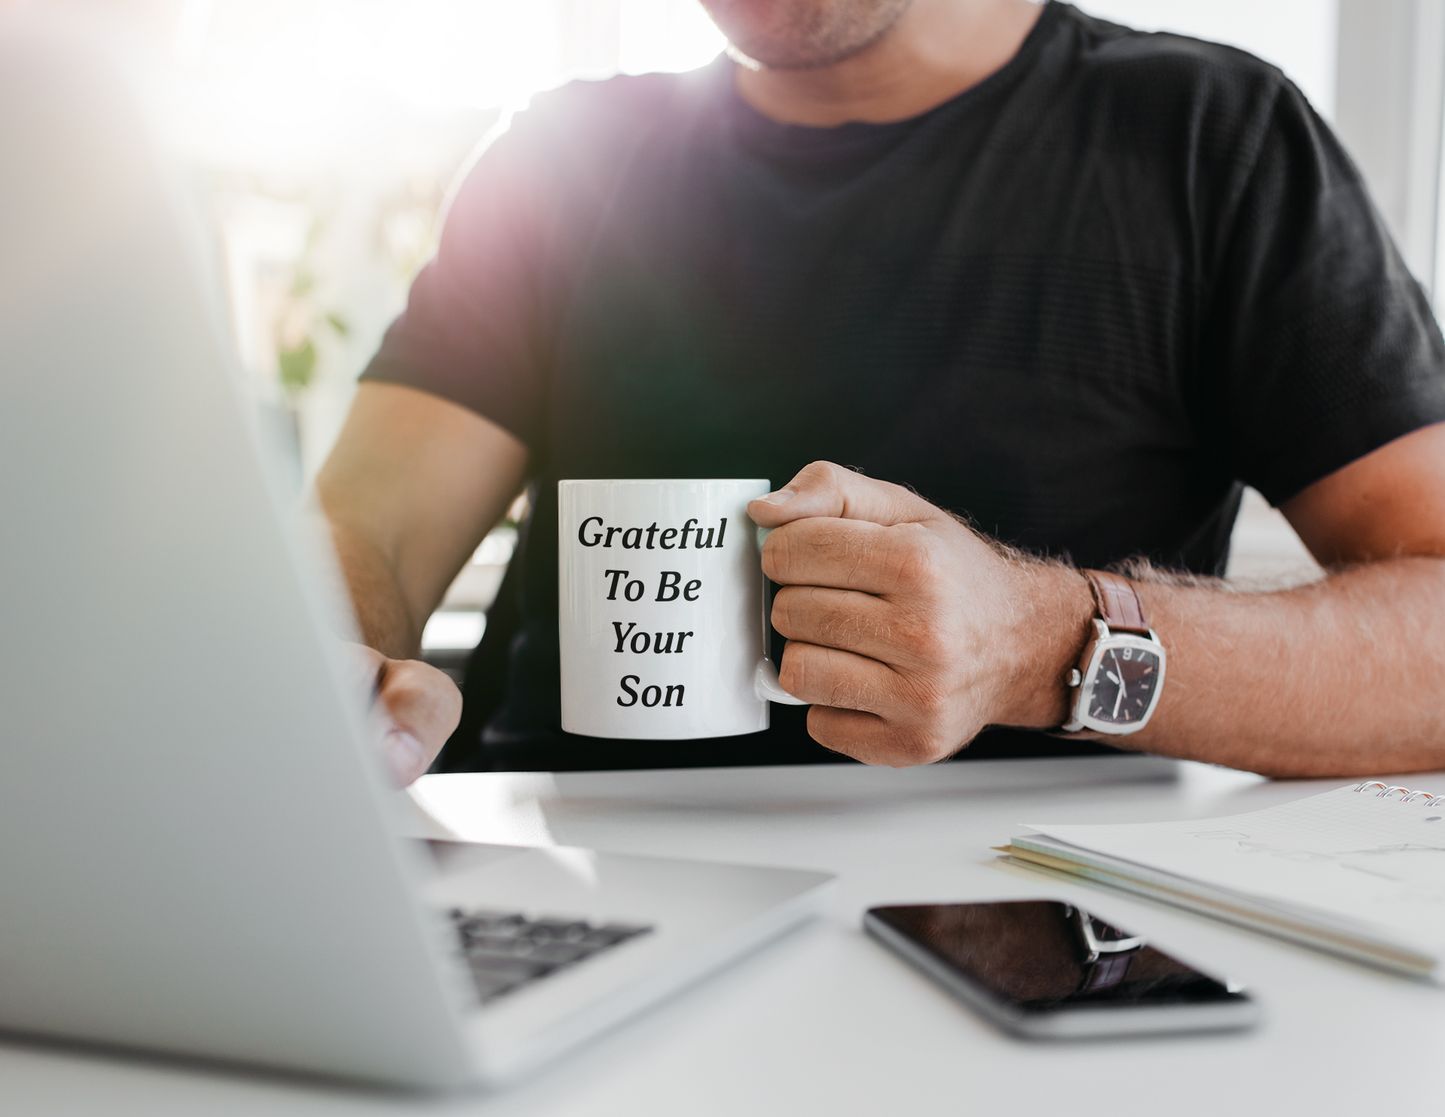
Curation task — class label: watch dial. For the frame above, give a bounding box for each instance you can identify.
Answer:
[1089,646,1161,725]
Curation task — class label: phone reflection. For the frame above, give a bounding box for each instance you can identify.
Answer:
[875,900,1231,1008]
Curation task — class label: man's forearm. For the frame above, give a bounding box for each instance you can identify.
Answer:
[1104,557,1445,776]
[327,520,425,660]
[313,384,528,663]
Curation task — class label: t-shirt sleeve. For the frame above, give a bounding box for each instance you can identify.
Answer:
[1201,79,1445,505]
[359,119,554,447]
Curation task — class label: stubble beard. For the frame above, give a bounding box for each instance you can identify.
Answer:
[700,0,918,71]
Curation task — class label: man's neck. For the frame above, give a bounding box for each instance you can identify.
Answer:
[734,0,1045,126]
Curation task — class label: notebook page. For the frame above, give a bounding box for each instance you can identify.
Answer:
[1022,786,1445,953]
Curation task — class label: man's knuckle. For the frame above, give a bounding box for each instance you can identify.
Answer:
[803,460,842,484]
[793,460,841,496]
[908,624,951,665]
[888,606,943,661]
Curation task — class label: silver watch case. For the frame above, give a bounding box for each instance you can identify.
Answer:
[1061,619,1167,735]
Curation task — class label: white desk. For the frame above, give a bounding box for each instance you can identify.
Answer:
[5,756,1444,1115]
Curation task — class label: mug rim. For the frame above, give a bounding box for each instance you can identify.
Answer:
[558,478,770,485]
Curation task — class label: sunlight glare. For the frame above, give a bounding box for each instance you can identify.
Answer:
[620,0,726,75]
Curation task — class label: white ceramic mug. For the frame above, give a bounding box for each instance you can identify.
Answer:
[558,478,805,740]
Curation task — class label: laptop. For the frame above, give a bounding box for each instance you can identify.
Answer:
[0,24,833,1089]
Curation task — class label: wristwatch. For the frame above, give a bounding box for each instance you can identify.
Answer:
[1059,570,1167,735]
[1065,904,1146,993]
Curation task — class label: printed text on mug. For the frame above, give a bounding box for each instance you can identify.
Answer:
[580,521,729,709]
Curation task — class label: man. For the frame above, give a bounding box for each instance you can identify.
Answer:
[319,0,1445,786]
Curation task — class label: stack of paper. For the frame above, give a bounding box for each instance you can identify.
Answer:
[1002,785,1445,978]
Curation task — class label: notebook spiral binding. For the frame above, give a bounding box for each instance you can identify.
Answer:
[1350,781,1442,804]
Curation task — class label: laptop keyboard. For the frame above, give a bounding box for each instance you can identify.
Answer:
[448,908,653,1005]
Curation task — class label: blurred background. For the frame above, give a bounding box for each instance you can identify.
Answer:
[8,0,1443,661]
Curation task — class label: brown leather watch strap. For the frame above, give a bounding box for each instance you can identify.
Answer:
[1083,570,1150,635]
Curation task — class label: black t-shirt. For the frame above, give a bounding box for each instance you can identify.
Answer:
[363,2,1445,771]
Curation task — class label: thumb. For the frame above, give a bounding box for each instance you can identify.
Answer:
[373,657,460,786]
[342,642,455,787]
[382,725,431,787]
[747,461,938,528]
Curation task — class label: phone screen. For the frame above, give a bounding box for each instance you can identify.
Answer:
[866,900,1253,1034]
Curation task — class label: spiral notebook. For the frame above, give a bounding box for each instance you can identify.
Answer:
[1000,782,1445,978]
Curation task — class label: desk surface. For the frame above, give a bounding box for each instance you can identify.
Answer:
[6,756,1444,1116]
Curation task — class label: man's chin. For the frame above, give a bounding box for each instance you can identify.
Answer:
[725,37,883,72]
[704,0,914,72]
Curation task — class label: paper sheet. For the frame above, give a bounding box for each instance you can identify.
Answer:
[1022,786,1445,954]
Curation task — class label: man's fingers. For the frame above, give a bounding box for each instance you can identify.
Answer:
[748,461,939,529]
[803,706,891,764]
[763,517,936,595]
[780,639,971,766]
[772,583,937,667]
[777,640,900,715]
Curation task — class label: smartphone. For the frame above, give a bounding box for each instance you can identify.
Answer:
[864,900,1258,1038]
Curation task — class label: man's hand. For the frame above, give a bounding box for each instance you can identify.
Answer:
[353,644,462,786]
[751,430,1445,779]
[748,462,1092,766]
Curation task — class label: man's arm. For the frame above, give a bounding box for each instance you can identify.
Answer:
[316,381,528,783]
[748,422,1445,777]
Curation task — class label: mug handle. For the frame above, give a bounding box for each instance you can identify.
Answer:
[754,525,807,705]
[755,659,806,705]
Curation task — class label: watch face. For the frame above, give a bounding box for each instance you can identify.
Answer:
[1089,644,1162,726]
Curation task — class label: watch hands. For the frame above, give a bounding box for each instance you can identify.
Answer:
[1110,651,1125,719]
[1105,670,1121,685]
